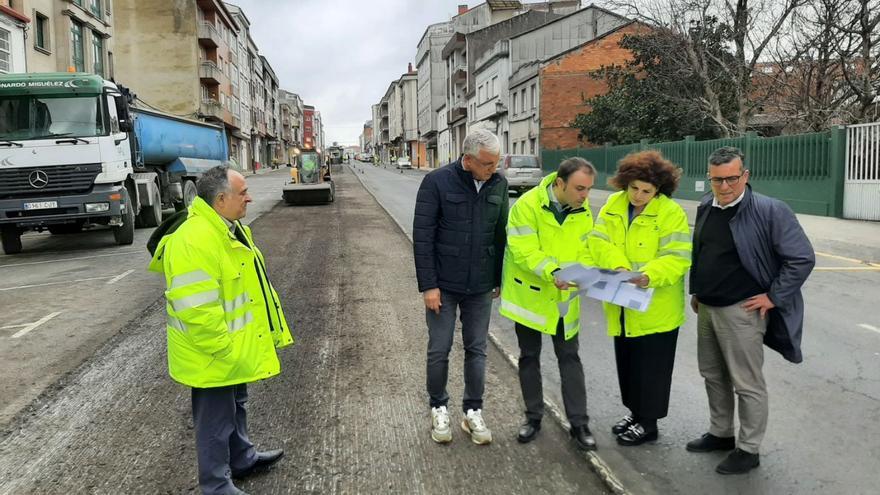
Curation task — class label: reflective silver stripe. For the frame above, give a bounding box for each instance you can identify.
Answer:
[171,270,213,289]
[564,319,579,333]
[594,217,606,225]
[579,233,589,242]
[533,258,553,276]
[501,300,547,326]
[659,232,691,245]
[170,289,219,312]
[167,315,185,332]
[228,311,254,333]
[631,262,646,271]
[589,230,610,242]
[223,292,249,313]
[657,249,692,259]
[508,225,536,236]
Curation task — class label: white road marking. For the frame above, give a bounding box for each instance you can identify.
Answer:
[107,269,135,285]
[858,324,880,334]
[0,275,113,291]
[10,312,61,339]
[0,250,142,269]
[0,323,28,330]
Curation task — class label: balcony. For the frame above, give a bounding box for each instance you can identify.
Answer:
[198,22,221,48]
[199,61,222,84]
[231,83,239,97]
[447,104,467,123]
[199,99,223,120]
[452,64,467,85]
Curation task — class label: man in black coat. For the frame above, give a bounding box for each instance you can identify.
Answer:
[688,146,815,475]
[413,128,509,445]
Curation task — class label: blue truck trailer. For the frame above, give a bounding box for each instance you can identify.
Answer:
[0,72,229,254]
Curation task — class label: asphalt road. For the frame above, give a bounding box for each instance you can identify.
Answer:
[0,166,609,494]
[349,159,880,495]
[0,168,292,427]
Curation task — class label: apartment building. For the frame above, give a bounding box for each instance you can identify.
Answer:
[113,0,242,158]
[507,5,627,155]
[0,1,28,74]
[261,55,279,166]
[278,89,303,165]
[224,2,252,171]
[22,0,114,76]
[415,21,454,168]
[360,120,373,153]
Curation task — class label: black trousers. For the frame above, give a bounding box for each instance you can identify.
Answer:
[515,320,588,428]
[614,324,679,422]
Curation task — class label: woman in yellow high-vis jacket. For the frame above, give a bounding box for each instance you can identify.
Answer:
[588,151,691,446]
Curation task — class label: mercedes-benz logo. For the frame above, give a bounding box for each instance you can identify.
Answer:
[28,170,49,189]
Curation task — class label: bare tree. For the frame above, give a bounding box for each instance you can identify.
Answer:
[600,0,805,136]
[837,0,880,122]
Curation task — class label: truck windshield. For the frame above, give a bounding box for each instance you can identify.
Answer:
[0,95,106,141]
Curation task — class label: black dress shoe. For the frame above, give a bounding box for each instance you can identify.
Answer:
[716,448,760,474]
[686,433,736,453]
[517,420,541,443]
[616,423,658,446]
[232,449,284,479]
[570,424,596,451]
[611,415,635,435]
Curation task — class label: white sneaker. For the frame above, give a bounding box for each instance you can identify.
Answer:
[461,409,492,445]
[431,406,452,443]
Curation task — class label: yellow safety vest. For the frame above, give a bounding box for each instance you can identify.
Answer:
[148,197,294,388]
[588,190,691,337]
[499,173,594,339]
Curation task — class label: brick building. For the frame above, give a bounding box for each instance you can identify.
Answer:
[539,21,647,150]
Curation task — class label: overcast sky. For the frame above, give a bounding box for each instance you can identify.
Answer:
[228,0,486,146]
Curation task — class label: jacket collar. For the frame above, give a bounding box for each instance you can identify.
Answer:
[190,197,239,240]
[604,189,664,217]
[536,172,587,214]
[453,157,501,191]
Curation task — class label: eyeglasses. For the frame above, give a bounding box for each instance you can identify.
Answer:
[707,172,746,186]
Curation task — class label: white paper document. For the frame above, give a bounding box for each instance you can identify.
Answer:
[555,265,654,312]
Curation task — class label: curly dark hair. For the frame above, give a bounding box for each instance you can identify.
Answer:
[608,150,683,197]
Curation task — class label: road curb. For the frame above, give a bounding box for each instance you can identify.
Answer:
[350,163,631,495]
[486,329,629,495]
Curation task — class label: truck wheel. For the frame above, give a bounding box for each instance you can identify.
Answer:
[1,227,22,255]
[173,180,198,212]
[137,186,163,228]
[113,187,135,245]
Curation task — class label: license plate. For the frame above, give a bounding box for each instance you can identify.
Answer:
[23,201,58,210]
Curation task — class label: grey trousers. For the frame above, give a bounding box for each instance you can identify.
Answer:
[192,384,257,495]
[515,320,589,428]
[697,301,769,454]
[425,289,493,413]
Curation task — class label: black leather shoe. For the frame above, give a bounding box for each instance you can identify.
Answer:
[517,420,541,443]
[686,433,736,453]
[231,449,284,479]
[716,448,760,474]
[616,423,658,446]
[611,415,635,435]
[570,424,596,451]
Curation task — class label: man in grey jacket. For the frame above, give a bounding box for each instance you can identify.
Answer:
[687,146,815,475]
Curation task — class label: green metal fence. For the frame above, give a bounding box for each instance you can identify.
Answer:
[541,128,847,217]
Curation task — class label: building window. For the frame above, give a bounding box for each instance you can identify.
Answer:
[531,84,536,109]
[35,13,50,51]
[0,28,9,73]
[512,91,517,114]
[71,20,85,72]
[530,138,536,154]
[89,0,103,19]
[512,141,517,154]
[521,89,527,112]
[491,76,497,97]
[92,32,104,77]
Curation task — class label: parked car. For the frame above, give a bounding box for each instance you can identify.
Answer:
[361,152,374,162]
[396,156,413,169]
[499,154,543,194]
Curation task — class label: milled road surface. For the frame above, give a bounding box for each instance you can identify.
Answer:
[0,167,608,494]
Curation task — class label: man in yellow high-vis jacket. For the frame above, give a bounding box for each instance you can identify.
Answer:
[149,166,294,495]
[499,157,597,451]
